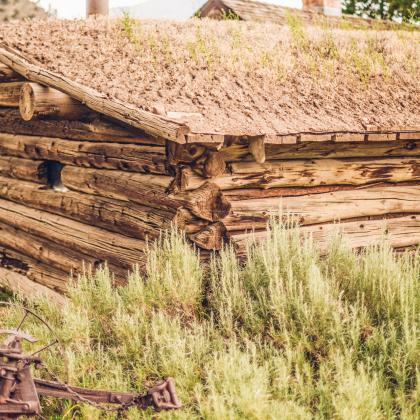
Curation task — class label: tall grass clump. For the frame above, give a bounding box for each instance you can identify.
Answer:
[1,226,418,419]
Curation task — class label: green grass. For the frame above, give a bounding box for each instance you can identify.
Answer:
[1,225,419,419]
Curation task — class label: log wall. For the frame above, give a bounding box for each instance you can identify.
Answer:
[0,69,419,295]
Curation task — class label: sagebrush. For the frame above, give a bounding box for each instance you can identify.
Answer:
[1,224,419,419]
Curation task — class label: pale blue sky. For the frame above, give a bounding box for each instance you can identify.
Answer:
[38,0,302,19]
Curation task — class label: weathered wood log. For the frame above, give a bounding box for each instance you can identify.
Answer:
[180,157,420,191]
[0,199,147,271]
[225,185,420,231]
[62,167,231,222]
[0,63,23,82]
[189,222,226,251]
[0,176,174,240]
[0,246,69,294]
[0,221,127,282]
[203,151,226,178]
[0,133,168,174]
[0,82,25,107]
[221,140,420,162]
[0,156,47,184]
[19,82,93,121]
[231,215,420,257]
[0,267,65,306]
[167,142,207,165]
[0,108,164,144]
[0,47,189,142]
[248,137,266,164]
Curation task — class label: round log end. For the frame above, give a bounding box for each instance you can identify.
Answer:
[19,83,35,121]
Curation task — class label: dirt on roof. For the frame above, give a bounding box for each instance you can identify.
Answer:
[0,17,419,136]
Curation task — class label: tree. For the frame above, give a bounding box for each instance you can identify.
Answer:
[342,0,420,22]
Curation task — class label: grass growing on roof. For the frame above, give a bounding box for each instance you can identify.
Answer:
[1,225,419,419]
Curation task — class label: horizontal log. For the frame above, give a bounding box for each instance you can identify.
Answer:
[225,185,420,231]
[180,157,420,191]
[231,215,420,257]
[0,82,25,107]
[0,64,24,82]
[0,245,68,293]
[0,221,127,282]
[0,133,168,174]
[0,267,65,307]
[19,82,93,121]
[0,199,147,271]
[62,167,231,222]
[221,140,420,162]
[0,156,47,184]
[0,108,164,145]
[0,176,174,240]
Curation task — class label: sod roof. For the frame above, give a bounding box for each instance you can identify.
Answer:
[0,17,418,142]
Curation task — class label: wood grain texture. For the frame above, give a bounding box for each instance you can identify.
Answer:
[0,176,176,240]
[0,132,168,174]
[221,140,420,162]
[180,157,420,191]
[62,166,230,222]
[0,63,23,82]
[19,82,92,121]
[0,82,25,106]
[231,215,420,256]
[0,108,163,144]
[0,156,47,184]
[0,221,127,283]
[225,185,420,231]
[0,198,147,271]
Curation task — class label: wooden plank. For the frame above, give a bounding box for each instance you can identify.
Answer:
[0,156,47,184]
[0,133,168,174]
[0,267,65,307]
[0,82,25,107]
[0,46,189,143]
[180,157,420,191]
[231,215,420,257]
[0,176,174,240]
[0,198,148,271]
[0,108,164,144]
[225,185,420,231]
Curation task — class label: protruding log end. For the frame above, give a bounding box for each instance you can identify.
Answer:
[184,182,231,222]
[189,222,226,251]
[19,82,92,121]
[249,136,266,164]
[19,82,35,121]
[204,151,226,178]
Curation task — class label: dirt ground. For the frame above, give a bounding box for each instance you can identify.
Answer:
[0,17,418,135]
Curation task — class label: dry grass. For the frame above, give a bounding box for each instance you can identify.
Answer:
[1,224,419,419]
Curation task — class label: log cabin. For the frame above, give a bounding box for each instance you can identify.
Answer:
[0,14,418,295]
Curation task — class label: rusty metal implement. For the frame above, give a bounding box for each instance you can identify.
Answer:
[0,303,181,418]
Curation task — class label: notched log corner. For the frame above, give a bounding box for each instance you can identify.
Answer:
[189,222,226,251]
